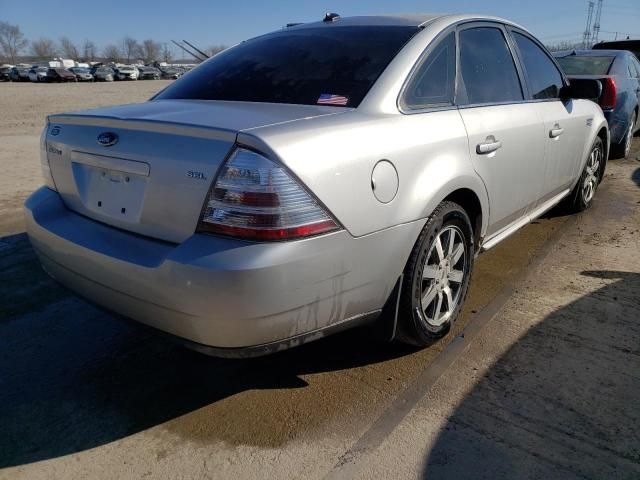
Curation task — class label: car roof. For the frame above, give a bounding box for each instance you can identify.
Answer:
[279,13,531,39]
[287,14,445,29]
[287,13,529,28]
[595,39,640,47]
[553,49,627,57]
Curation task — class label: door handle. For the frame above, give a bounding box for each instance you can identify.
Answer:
[476,138,502,154]
[550,126,564,138]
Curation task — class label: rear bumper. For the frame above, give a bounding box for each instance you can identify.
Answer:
[24,187,421,353]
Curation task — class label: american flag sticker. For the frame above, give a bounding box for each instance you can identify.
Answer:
[317,93,349,106]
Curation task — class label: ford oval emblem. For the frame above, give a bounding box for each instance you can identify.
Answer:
[97,132,118,147]
[50,126,61,136]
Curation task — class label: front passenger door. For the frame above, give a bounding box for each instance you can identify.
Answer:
[457,24,546,238]
[510,30,584,200]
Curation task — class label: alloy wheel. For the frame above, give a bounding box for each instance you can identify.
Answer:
[582,144,601,205]
[420,226,467,327]
[624,117,635,158]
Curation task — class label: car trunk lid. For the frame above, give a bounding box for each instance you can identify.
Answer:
[45,99,345,243]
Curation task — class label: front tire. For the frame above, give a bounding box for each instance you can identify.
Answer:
[396,201,475,346]
[567,136,604,212]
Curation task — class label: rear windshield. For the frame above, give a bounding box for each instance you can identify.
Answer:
[155,26,420,107]
[555,55,615,75]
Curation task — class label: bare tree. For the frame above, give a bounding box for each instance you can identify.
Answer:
[138,39,161,63]
[0,21,28,64]
[162,43,173,63]
[31,37,58,60]
[205,44,227,57]
[59,36,79,59]
[122,36,138,64]
[103,44,121,63]
[83,40,96,62]
[545,41,582,52]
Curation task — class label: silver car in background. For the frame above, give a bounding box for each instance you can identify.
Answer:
[25,14,608,357]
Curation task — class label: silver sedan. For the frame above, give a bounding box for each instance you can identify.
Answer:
[25,13,608,356]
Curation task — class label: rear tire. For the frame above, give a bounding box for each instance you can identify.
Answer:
[396,201,475,347]
[611,112,636,159]
[566,136,604,213]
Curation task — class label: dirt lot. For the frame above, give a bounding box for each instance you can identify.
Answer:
[0,81,171,234]
[1,82,639,479]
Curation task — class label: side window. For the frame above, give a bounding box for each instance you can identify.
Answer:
[513,32,564,99]
[402,32,456,109]
[458,27,523,105]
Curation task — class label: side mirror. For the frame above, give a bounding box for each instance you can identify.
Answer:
[560,78,602,101]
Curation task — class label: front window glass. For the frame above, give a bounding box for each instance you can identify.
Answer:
[513,32,563,99]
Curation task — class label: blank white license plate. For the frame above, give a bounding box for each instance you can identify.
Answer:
[72,162,148,223]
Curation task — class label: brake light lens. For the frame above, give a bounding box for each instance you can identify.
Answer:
[599,77,617,110]
[197,147,340,241]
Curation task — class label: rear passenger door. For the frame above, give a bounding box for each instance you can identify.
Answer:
[509,28,584,201]
[456,23,546,238]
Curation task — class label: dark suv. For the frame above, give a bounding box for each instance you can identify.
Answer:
[594,39,640,61]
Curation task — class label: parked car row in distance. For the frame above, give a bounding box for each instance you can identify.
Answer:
[0,63,192,83]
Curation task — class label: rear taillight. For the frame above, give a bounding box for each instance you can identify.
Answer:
[599,77,617,110]
[197,147,340,241]
[40,123,57,191]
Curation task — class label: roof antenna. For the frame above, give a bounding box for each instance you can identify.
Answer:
[182,40,209,59]
[171,40,205,62]
[323,12,340,22]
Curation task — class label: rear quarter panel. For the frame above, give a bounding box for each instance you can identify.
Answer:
[240,110,489,238]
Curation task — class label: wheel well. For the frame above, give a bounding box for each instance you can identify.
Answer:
[443,189,482,249]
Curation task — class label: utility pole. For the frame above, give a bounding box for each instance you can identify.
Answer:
[583,1,594,48]
[592,0,603,45]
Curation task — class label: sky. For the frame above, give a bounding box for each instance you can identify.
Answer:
[1,0,639,58]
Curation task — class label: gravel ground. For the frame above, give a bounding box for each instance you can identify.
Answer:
[0,82,638,479]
